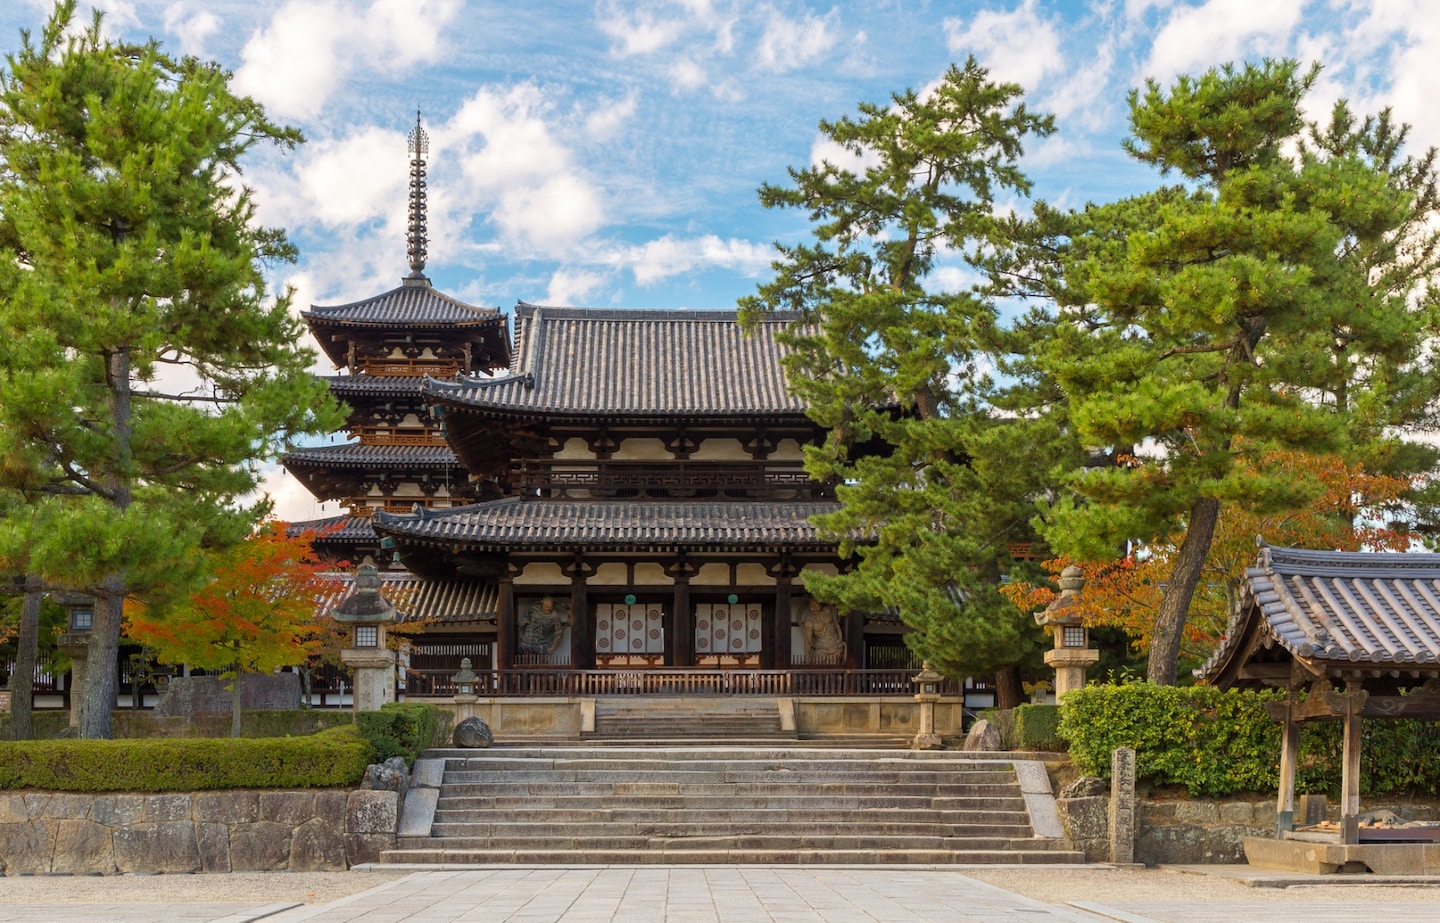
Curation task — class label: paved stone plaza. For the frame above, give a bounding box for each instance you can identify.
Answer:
[5,866,1440,923]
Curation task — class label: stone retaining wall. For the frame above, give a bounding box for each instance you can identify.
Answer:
[0,789,397,875]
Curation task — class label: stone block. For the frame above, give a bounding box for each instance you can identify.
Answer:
[346,789,399,835]
[193,791,258,824]
[1171,801,1219,824]
[260,791,315,826]
[143,793,192,822]
[397,787,438,838]
[0,794,31,825]
[91,794,145,828]
[290,817,347,872]
[315,790,349,823]
[196,822,231,873]
[23,793,51,818]
[52,819,114,874]
[1218,801,1254,824]
[113,822,200,874]
[345,832,394,866]
[229,821,292,871]
[43,794,92,820]
[409,759,445,789]
[0,819,56,874]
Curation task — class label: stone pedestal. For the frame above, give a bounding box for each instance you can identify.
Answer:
[911,662,944,750]
[56,632,91,730]
[1044,647,1101,696]
[340,648,396,713]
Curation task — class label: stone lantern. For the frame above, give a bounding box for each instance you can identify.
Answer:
[1035,565,1099,697]
[452,657,479,704]
[55,595,95,731]
[331,558,398,712]
[911,660,945,750]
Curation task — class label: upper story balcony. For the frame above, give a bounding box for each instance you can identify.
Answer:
[509,459,832,501]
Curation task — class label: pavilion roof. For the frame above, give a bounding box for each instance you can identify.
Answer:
[1199,544,1440,686]
[319,570,495,624]
[324,375,430,398]
[303,279,510,368]
[286,514,377,544]
[282,442,462,469]
[372,497,840,551]
[423,304,807,420]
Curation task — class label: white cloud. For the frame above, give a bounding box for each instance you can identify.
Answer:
[162,3,218,57]
[619,234,772,286]
[257,463,343,524]
[754,5,840,73]
[669,57,708,91]
[546,269,610,305]
[452,84,607,255]
[944,0,1066,91]
[583,94,638,141]
[1142,0,1304,84]
[809,133,880,173]
[233,0,462,121]
[597,1,689,56]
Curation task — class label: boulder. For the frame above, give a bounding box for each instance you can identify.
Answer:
[453,716,493,748]
[961,718,1003,752]
[1061,776,1108,799]
[362,763,407,794]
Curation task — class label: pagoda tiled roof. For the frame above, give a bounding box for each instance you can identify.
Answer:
[372,497,840,549]
[304,280,504,328]
[324,375,429,397]
[423,304,806,419]
[282,442,461,469]
[1199,544,1440,683]
[319,570,495,624]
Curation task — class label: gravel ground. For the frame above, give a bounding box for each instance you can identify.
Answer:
[0,870,408,905]
[2,866,1439,909]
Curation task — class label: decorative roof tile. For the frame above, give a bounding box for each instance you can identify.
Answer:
[325,375,429,397]
[304,282,504,327]
[1199,544,1440,682]
[283,443,461,469]
[424,304,806,417]
[319,570,495,624]
[286,515,377,543]
[372,497,840,549]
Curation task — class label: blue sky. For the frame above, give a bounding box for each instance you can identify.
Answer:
[3,0,1437,519]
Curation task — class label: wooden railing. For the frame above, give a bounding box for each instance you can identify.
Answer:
[510,459,831,500]
[405,668,964,697]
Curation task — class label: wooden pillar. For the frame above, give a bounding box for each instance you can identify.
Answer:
[844,609,864,669]
[673,574,693,668]
[496,565,516,673]
[1341,692,1363,845]
[1275,704,1300,836]
[566,555,595,670]
[773,567,793,669]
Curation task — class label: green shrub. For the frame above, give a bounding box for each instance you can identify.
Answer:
[355,702,441,765]
[1013,704,1063,751]
[1061,683,1440,799]
[0,725,371,792]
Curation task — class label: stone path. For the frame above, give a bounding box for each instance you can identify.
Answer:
[0,903,299,923]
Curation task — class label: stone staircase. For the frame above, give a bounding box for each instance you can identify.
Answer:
[382,746,1084,865]
[587,699,794,742]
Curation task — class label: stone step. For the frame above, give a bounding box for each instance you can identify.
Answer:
[439,769,1021,785]
[430,807,1033,826]
[437,756,1014,773]
[433,794,1029,812]
[427,822,1038,840]
[424,746,1003,761]
[436,781,1025,799]
[415,832,1061,850]
[379,847,1088,866]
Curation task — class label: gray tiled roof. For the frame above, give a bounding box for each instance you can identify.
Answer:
[424,304,806,417]
[304,281,503,327]
[283,443,461,469]
[372,497,840,549]
[319,570,495,624]
[1199,545,1440,680]
[325,375,429,397]
[287,515,377,543]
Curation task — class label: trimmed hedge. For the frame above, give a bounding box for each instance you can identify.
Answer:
[0,725,371,792]
[0,709,353,741]
[1060,683,1440,798]
[355,702,443,766]
[1013,704,1063,751]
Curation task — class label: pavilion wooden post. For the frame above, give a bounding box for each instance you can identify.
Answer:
[1275,704,1300,836]
[772,561,794,669]
[670,563,695,668]
[1341,691,1364,845]
[566,554,596,670]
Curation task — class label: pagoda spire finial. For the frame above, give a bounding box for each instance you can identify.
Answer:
[405,109,430,285]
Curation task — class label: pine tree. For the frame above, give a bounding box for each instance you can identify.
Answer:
[1029,61,1440,684]
[739,59,1076,693]
[0,2,342,736]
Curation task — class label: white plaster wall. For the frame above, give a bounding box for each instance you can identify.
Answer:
[633,563,673,586]
[515,562,566,585]
[590,563,629,585]
[736,563,774,586]
[690,438,748,460]
[553,437,596,460]
[772,439,805,461]
[692,563,731,586]
[613,438,669,460]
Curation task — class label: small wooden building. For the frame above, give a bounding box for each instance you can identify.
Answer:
[1199,543,1440,871]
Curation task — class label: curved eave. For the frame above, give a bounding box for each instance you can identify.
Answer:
[306,316,510,369]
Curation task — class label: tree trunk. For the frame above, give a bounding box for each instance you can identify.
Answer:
[231,660,243,739]
[10,575,44,740]
[1147,495,1222,686]
[993,665,1025,710]
[79,578,124,739]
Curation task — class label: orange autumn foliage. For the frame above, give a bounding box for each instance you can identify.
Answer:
[1004,450,1418,662]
